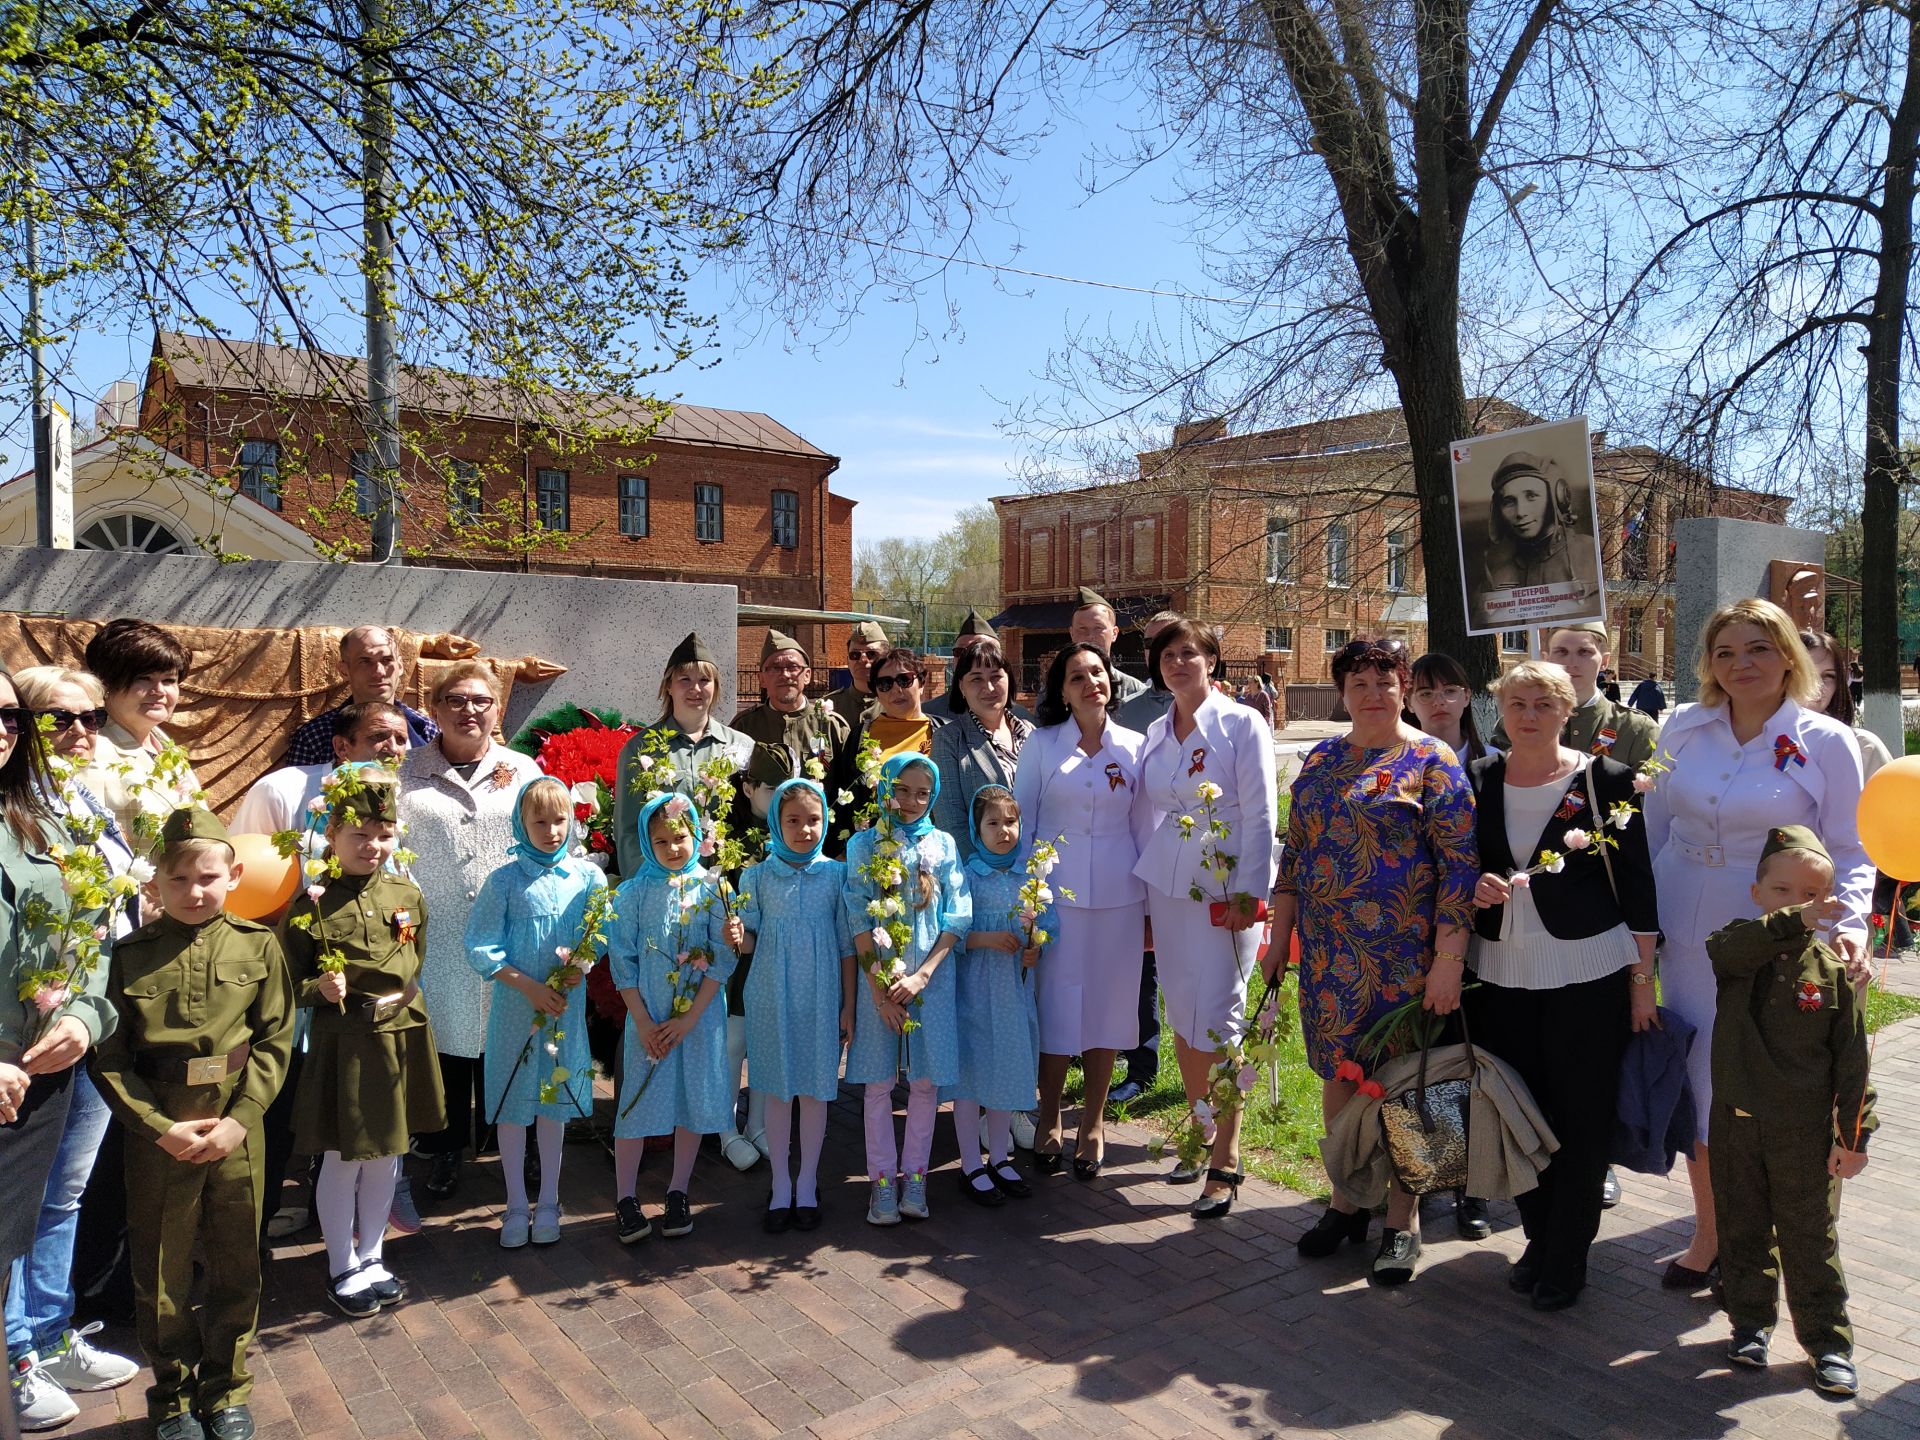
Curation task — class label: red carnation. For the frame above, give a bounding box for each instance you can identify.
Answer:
[1334,1059,1366,1084]
[1355,1079,1385,1100]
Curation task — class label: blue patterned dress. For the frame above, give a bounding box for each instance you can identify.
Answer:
[465,850,607,1127]
[842,825,972,1087]
[607,866,738,1137]
[1277,733,1479,1078]
[940,861,1045,1113]
[739,853,854,1102]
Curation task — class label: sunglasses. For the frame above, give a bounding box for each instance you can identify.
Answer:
[40,707,109,733]
[873,672,921,693]
[0,707,23,735]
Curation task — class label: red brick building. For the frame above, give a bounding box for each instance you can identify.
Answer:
[992,402,1789,693]
[136,332,857,668]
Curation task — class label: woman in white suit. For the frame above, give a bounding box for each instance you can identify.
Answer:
[1643,599,1873,1288]
[1132,619,1277,1218]
[1012,643,1147,1181]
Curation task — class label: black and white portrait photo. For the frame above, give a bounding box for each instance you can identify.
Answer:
[1450,416,1606,635]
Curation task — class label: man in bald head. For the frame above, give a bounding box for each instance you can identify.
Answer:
[282,625,440,766]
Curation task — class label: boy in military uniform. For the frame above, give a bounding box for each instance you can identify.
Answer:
[1706,824,1875,1397]
[1492,622,1658,768]
[90,808,295,1440]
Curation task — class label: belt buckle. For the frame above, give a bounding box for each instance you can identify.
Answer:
[369,994,402,1023]
[185,1056,225,1085]
[1704,845,1724,867]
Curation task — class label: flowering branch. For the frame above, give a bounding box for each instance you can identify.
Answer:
[617,871,715,1117]
[1172,968,1296,1170]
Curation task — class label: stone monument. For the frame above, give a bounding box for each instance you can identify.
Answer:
[1671,513,1827,699]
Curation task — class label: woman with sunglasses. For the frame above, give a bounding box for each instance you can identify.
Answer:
[828,647,946,827]
[4,669,142,1424]
[77,618,201,857]
[1,666,121,1431]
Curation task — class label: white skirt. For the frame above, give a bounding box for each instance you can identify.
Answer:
[1147,889,1259,1048]
[1037,903,1145,1054]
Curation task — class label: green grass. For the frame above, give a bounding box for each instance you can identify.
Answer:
[1866,987,1920,1032]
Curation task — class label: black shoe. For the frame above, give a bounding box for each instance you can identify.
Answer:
[1032,1147,1065,1176]
[203,1406,255,1440]
[615,1196,651,1244]
[661,1190,693,1237]
[1531,1281,1581,1312]
[988,1160,1032,1199]
[425,1152,460,1199]
[1728,1327,1771,1368]
[1810,1352,1856,1396]
[1368,1227,1421,1287]
[1600,1167,1622,1208]
[1192,1168,1244,1220]
[155,1415,206,1440]
[1454,1193,1491,1241]
[764,1203,794,1235]
[793,1204,821,1232]
[959,1167,1006,1207]
[1663,1256,1718,1291]
[1107,1079,1144,1106]
[1071,1139,1104,1182]
[358,1266,406,1307]
[1297,1205,1370,1258]
[1508,1255,1542,1293]
[327,1274,382,1319]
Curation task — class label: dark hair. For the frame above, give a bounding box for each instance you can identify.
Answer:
[971,785,1019,829]
[1403,652,1486,756]
[874,646,925,682]
[0,667,59,849]
[335,700,408,745]
[1146,617,1221,688]
[84,618,191,696]
[1799,629,1855,725]
[947,639,1007,715]
[1331,637,1412,693]
[1035,643,1117,727]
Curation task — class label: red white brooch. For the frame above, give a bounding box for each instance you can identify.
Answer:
[1554,791,1588,821]
[1774,735,1807,772]
[391,908,420,944]
[1105,761,1126,792]
[1187,747,1208,777]
[1795,980,1823,1012]
[1592,728,1617,755]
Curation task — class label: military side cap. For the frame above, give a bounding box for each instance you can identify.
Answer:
[1760,824,1831,868]
[162,806,229,848]
[668,632,717,669]
[744,742,794,788]
[850,620,888,647]
[761,628,805,663]
[959,607,995,639]
[1075,586,1109,611]
[330,768,401,824]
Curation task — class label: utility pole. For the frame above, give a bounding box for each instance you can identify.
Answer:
[363,0,401,563]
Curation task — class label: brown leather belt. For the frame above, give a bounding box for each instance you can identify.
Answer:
[352,979,419,1022]
[135,1043,252,1086]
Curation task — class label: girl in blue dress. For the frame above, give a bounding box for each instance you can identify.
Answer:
[944,785,1047,1206]
[735,779,856,1233]
[843,755,971,1225]
[466,777,608,1249]
[607,792,739,1242]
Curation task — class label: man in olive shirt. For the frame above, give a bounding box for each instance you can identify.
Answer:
[90,808,295,1440]
[1492,621,1657,768]
[732,629,851,783]
[1070,587,1148,706]
[825,621,889,727]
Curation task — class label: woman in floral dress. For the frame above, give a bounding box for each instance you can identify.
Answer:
[1271,638,1479,1285]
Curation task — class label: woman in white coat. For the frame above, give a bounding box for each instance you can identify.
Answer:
[1643,599,1872,1288]
[1012,643,1146,1181]
[1131,619,1276,1217]
[398,661,543,1200]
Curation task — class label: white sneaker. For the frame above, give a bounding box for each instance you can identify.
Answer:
[10,1354,80,1431]
[720,1133,761,1172]
[500,1208,530,1249]
[36,1322,138,1392]
[1010,1112,1037,1151]
[531,1204,562,1246]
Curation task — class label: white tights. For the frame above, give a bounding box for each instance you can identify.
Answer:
[496,1116,563,1214]
[950,1099,1012,1191]
[614,1127,702,1203]
[316,1152,400,1294]
[762,1094,831,1209]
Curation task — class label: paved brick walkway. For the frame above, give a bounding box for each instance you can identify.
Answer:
[60,1018,1920,1440]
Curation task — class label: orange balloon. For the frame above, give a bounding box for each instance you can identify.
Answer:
[224,833,301,919]
[1857,754,1920,881]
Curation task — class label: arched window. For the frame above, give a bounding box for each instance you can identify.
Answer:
[75,513,191,556]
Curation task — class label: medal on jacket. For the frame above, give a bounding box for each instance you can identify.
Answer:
[1105,761,1126,792]
[490,760,517,790]
[1187,747,1207,776]
[1774,735,1806,772]
[1592,727,1617,755]
[1554,791,1587,822]
[1795,979,1824,1012]
[391,907,420,944]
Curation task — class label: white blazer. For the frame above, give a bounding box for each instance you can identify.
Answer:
[1011,718,1147,910]
[1131,690,1278,902]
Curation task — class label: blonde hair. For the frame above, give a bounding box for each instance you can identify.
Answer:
[428,660,500,708]
[1696,599,1820,709]
[160,835,234,872]
[10,665,106,709]
[519,776,571,823]
[656,661,720,723]
[1491,660,1578,713]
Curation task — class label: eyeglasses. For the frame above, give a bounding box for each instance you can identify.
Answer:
[762,662,809,677]
[1411,686,1468,703]
[40,707,108,733]
[873,672,921,693]
[0,707,23,735]
[441,693,495,712]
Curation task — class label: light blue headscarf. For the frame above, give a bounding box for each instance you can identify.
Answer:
[879,753,940,843]
[632,790,703,885]
[767,778,829,866]
[508,775,573,870]
[966,783,1022,871]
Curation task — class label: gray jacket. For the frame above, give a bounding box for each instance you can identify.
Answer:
[930,713,1032,864]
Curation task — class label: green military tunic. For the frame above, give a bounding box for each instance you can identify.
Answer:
[1705,904,1877,1358]
[825,683,877,728]
[1493,691,1658,768]
[731,698,851,783]
[611,716,754,879]
[90,909,295,1421]
[286,868,446,1160]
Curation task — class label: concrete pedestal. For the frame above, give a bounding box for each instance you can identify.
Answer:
[1670,517,1826,704]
